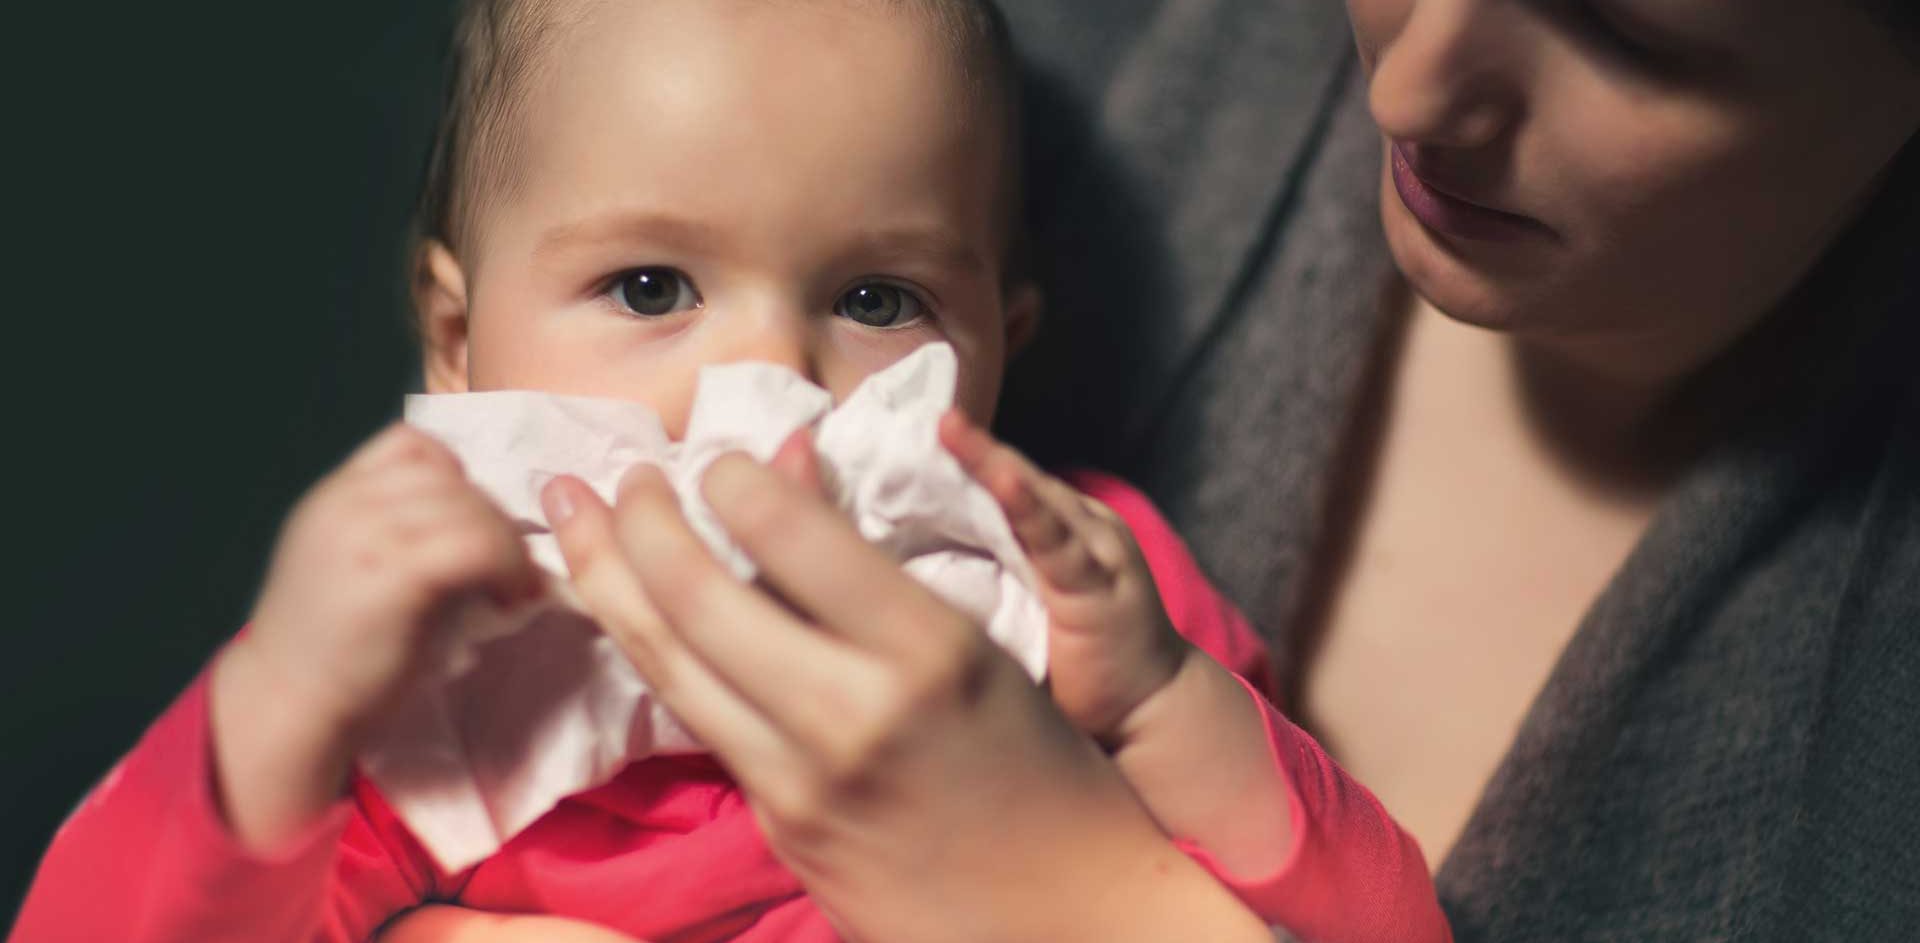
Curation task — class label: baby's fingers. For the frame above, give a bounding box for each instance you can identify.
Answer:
[342,422,462,476]
[939,411,1113,593]
[405,497,544,607]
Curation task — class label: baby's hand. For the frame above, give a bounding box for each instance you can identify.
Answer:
[376,906,647,943]
[939,412,1191,746]
[211,423,540,849]
[942,413,1295,881]
[240,423,540,724]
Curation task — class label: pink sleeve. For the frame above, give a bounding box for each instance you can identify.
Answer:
[8,661,443,943]
[1067,470,1451,943]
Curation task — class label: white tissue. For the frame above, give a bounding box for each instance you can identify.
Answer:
[358,342,1047,871]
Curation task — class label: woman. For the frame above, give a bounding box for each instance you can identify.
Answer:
[387,0,1920,939]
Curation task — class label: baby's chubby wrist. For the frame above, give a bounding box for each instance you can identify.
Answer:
[1104,645,1296,880]
[1104,642,1218,757]
[208,637,362,852]
[224,615,396,738]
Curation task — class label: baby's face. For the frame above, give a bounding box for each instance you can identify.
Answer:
[423,0,1029,437]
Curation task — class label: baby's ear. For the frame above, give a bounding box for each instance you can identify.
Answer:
[1003,280,1043,357]
[413,239,472,394]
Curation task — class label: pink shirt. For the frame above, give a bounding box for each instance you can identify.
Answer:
[9,472,1449,943]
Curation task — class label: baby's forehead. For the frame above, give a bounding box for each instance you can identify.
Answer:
[443,0,1015,243]
[526,0,1008,119]
[535,0,983,90]
[449,0,1019,267]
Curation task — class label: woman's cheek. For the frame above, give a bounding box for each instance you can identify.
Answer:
[1539,80,1741,258]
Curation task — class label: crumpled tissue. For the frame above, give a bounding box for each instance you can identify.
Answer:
[357,342,1047,871]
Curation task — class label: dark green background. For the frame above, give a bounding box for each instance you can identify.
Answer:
[6,1,454,914]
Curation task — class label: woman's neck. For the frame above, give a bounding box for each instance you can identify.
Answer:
[1401,294,1712,507]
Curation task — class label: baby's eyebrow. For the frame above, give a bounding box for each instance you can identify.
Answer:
[841,228,988,279]
[533,210,729,258]
[534,211,990,278]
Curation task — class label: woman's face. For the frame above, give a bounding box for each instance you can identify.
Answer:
[1348,0,1920,382]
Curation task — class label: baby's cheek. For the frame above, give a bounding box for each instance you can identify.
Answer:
[952,368,1003,425]
[951,341,1008,425]
[468,331,702,435]
[821,326,975,398]
[911,315,1006,424]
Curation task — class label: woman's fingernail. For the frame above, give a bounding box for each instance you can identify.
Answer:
[541,479,577,526]
[701,452,754,505]
[618,462,665,496]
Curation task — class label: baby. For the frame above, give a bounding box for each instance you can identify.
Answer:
[9,2,1447,942]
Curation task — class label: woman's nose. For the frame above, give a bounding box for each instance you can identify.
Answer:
[1366,0,1525,150]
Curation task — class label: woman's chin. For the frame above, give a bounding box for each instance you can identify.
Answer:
[1380,191,1530,333]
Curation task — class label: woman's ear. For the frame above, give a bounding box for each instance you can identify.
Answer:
[1003,280,1043,357]
[414,239,472,394]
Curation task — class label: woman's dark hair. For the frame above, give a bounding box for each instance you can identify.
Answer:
[1859,0,1920,60]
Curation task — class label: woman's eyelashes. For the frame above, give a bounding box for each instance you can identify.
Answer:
[610,267,702,317]
[835,282,928,329]
[1560,1,1697,75]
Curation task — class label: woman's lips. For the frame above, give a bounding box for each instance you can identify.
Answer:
[1389,143,1548,244]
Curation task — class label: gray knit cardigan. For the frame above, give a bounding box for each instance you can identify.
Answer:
[992,3,1920,940]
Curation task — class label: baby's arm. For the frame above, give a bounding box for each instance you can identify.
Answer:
[7,661,443,943]
[215,423,540,851]
[942,414,1451,943]
[9,424,531,943]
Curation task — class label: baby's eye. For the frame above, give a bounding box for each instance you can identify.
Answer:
[835,282,925,328]
[611,267,701,317]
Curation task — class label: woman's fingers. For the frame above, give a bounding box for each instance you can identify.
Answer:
[545,468,874,752]
[541,476,669,671]
[619,464,890,740]
[699,453,971,657]
[938,411,1116,593]
[540,472,795,769]
[768,426,826,496]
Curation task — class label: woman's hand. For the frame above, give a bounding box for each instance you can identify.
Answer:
[538,435,1270,943]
